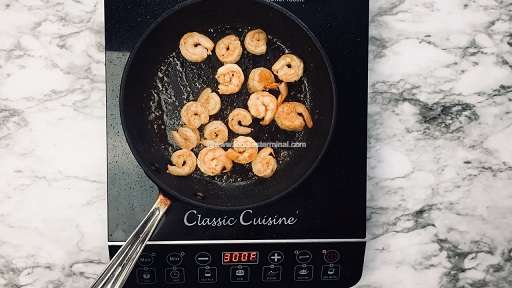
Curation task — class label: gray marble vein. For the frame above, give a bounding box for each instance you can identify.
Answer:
[362,0,512,287]
[0,0,107,287]
[0,0,511,287]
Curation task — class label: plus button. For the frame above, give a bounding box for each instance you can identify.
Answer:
[271,254,281,262]
[268,251,284,264]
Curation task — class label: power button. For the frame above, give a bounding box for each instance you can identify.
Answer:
[324,250,340,263]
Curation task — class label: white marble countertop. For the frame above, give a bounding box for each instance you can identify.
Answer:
[1,0,511,287]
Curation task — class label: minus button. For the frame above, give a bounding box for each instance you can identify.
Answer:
[195,252,212,265]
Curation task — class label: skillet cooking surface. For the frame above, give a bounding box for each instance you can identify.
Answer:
[152,25,314,184]
[120,0,336,209]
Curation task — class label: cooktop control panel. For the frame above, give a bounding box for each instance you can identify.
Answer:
[109,242,365,287]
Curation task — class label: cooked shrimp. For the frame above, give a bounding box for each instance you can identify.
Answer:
[228,108,253,135]
[277,82,288,105]
[202,120,229,147]
[170,127,200,150]
[272,54,304,82]
[197,88,221,115]
[181,101,209,128]
[244,29,267,55]
[252,147,277,178]
[167,149,197,176]
[197,147,233,176]
[179,32,214,62]
[247,91,277,126]
[247,67,278,93]
[275,102,313,131]
[216,64,245,94]
[226,136,258,164]
[215,34,243,64]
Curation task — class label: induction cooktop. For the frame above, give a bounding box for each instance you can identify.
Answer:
[106,0,368,287]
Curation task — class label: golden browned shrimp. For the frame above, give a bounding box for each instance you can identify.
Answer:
[170,127,200,150]
[215,34,243,64]
[275,102,313,131]
[226,136,258,164]
[179,32,215,62]
[202,120,229,147]
[215,64,245,95]
[247,67,278,93]
[247,91,277,126]
[251,147,277,178]
[197,88,221,115]
[244,29,267,55]
[228,108,253,135]
[167,149,197,176]
[181,101,209,128]
[272,54,304,82]
[277,82,288,105]
[197,147,233,176]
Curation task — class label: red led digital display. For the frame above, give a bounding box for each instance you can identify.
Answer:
[222,252,259,265]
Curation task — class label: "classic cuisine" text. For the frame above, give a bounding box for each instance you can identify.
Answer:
[183,209,298,227]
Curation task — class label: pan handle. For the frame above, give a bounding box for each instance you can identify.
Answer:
[89,194,171,288]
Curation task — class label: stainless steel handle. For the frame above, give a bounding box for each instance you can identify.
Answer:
[90,194,171,288]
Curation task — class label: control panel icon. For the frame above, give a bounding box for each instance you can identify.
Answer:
[321,264,341,281]
[230,265,250,282]
[195,252,212,265]
[295,250,313,263]
[137,253,154,266]
[136,267,156,284]
[198,266,217,283]
[166,252,183,266]
[262,265,282,282]
[294,265,314,281]
[268,251,284,264]
[165,267,185,284]
[323,250,341,263]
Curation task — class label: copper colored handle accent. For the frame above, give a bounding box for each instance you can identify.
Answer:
[90,194,171,288]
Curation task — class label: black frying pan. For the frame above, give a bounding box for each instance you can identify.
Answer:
[91,0,335,286]
[120,0,336,209]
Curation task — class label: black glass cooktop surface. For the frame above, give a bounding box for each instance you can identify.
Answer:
[106,0,368,242]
